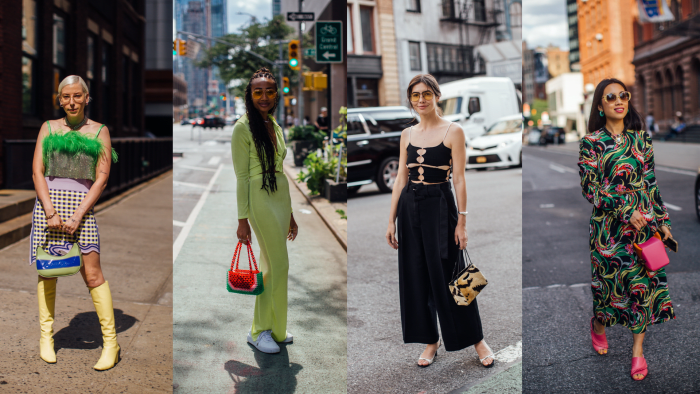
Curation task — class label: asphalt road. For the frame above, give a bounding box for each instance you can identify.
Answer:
[172,123,348,393]
[522,145,700,393]
[347,168,522,394]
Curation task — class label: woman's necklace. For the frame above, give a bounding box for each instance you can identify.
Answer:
[65,116,87,131]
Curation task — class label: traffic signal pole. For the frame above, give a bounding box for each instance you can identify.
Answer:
[298,0,304,128]
[278,41,285,138]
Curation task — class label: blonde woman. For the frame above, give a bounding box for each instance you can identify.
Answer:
[30,75,119,370]
[385,74,494,368]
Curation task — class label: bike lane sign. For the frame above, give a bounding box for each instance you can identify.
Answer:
[315,21,342,63]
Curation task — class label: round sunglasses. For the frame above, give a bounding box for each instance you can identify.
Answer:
[252,88,278,100]
[410,91,434,102]
[603,91,631,103]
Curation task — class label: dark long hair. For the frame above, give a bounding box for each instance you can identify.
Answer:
[587,78,645,133]
[244,67,280,193]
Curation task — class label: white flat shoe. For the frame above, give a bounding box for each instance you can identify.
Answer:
[417,342,441,368]
[277,332,293,343]
[247,330,280,354]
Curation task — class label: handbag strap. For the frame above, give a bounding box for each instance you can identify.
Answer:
[452,248,473,279]
[231,241,259,272]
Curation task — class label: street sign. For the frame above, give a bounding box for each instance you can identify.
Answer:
[304,48,316,57]
[315,21,342,64]
[287,12,314,22]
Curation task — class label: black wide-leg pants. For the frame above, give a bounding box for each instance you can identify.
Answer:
[397,181,483,352]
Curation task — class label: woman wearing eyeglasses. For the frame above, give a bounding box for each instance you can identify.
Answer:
[30,75,119,370]
[578,78,675,381]
[232,67,298,354]
[385,74,494,368]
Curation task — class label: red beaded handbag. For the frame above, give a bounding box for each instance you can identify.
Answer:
[226,241,264,295]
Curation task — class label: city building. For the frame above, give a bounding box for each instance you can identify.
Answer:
[500,1,522,42]
[567,0,580,71]
[280,0,346,130]
[174,73,188,121]
[632,0,700,129]
[476,40,522,91]
[546,45,570,79]
[145,0,174,136]
[389,0,505,108]
[533,47,548,100]
[523,41,534,105]
[577,0,636,88]
[545,72,585,136]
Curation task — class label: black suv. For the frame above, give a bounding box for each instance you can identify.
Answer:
[347,106,417,194]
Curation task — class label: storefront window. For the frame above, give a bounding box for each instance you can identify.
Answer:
[360,7,374,53]
[356,78,379,107]
[22,0,38,115]
[53,14,66,68]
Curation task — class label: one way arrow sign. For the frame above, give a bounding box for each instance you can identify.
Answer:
[287,12,315,22]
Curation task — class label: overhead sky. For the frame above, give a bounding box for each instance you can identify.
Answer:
[523,0,569,50]
[227,0,273,33]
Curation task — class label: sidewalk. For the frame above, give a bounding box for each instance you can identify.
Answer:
[172,161,347,393]
[0,172,173,393]
[539,140,700,172]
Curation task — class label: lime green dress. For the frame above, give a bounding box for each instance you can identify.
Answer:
[231,114,292,342]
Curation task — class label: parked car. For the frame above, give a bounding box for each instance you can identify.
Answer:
[526,127,542,145]
[194,116,225,129]
[541,126,565,145]
[438,77,521,144]
[466,114,523,170]
[347,106,417,194]
[180,118,192,125]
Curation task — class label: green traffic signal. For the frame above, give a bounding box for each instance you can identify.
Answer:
[289,58,298,68]
[283,87,290,94]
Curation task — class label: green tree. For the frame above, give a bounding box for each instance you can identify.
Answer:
[195,15,312,98]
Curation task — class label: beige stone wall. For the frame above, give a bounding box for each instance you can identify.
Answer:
[377,0,400,106]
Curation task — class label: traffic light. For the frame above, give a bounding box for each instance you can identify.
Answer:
[282,77,290,94]
[288,40,300,70]
[178,40,187,57]
[173,40,177,56]
[220,93,227,101]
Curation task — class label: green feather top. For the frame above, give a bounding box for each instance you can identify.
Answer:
[42,130,118,164]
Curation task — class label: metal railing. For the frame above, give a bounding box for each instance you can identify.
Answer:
[3,137,173,201]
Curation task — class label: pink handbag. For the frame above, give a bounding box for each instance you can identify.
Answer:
[633,232,669,272]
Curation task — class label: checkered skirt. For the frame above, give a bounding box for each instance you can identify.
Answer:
[29,188,100,265]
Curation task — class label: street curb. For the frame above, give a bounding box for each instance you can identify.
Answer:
[283,164,347,251]
[447,359,522,394]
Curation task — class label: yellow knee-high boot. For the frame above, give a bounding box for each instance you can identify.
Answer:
[89,281,120,370]
[37,276,57,363]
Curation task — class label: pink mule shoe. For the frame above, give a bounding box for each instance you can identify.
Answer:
[631,356,648,381]
[590,317,608,355]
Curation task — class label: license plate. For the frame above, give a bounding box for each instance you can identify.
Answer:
[476,156,487,163]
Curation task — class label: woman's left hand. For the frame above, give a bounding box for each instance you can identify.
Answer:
[62,214,83,235]
[659,225,672,241]
[454,220,468,250]
[288,215,299,241]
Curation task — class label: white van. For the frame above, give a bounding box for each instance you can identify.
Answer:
[438,77,521,143]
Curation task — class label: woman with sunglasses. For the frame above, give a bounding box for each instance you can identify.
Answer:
[385,74,494,368]
[579,78,675,381]
[231,68,298,354]
[30,75,120,370]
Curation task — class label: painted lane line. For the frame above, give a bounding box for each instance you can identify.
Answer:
[664,202,682,211]
[494,341,522,363]
[655,165,696,177]
[549,163,578,174]
[208,156,221,165]
[173,181,208,189]
[173,163,224,262]
[173,220,186,227]
[540,203,555,208]
[176,164,218,172]
[524,282,590,291]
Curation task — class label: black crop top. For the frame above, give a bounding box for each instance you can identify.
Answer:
[406,123,453,184]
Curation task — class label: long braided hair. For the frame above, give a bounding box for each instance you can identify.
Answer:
[245,67,280,193]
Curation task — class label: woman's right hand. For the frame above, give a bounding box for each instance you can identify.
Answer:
[47,212,63,230]
[386,222,398,250]
[629,210,647,231]
[237,219,252,244]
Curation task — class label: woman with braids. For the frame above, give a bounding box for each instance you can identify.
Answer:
[579,78,675,381]
[232,67,299,354]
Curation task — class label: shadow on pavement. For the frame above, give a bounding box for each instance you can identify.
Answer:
[224,345,303,393]
[54,309,138,351]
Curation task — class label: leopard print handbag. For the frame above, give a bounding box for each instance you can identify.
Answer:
[449,249,488,306]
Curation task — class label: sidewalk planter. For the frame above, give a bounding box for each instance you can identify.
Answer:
[290,140,318,167]
[324,179,347,202]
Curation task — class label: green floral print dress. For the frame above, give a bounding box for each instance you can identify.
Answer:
[578,127,675,334]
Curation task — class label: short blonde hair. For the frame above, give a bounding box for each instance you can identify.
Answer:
[57,75,91,104]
